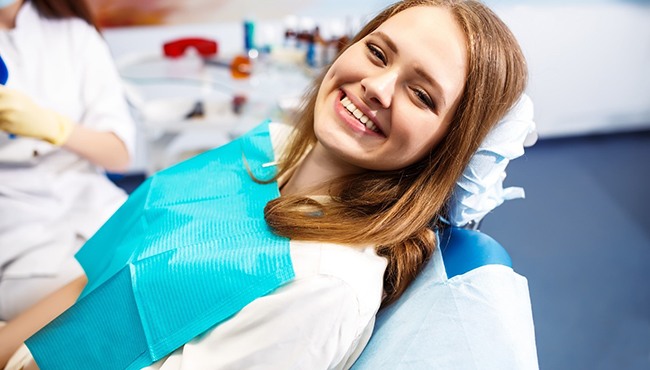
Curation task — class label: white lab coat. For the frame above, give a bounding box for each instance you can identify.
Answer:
[0,2,135,318]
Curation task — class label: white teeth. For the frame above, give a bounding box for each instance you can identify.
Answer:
[340,95,377,132]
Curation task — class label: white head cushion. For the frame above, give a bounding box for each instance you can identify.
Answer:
[446,94,536,227]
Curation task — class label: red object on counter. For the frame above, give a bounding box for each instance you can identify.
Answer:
[163,38,218,58]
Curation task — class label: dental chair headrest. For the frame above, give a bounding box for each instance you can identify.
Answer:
[446,94,536,228]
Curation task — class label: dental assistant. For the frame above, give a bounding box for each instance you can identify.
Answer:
[0,0,135,320]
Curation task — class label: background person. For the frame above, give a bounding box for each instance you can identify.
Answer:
[0,0,135,320]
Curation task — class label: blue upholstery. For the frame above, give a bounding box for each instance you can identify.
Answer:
[438,227,512,279]
[352,227,513,369]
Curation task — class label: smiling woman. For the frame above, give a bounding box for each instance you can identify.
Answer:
[0,1,531,369]
[311,6,467,173]
[267,0,527,305]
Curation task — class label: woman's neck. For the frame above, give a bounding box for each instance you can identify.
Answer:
[0,0,23,30]
[280,143,363,196]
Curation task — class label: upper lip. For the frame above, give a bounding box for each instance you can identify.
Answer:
[341,89,385,135]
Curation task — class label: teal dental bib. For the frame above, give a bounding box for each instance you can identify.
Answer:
[26,121,294,369]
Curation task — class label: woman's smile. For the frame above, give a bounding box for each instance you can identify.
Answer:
[334,90,386,137]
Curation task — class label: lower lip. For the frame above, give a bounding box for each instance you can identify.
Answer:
[334,92,382,137]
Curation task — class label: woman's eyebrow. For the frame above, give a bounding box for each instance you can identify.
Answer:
[373,31,398,54]
[372,31,447,110]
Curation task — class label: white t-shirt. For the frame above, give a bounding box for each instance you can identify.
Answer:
[0,2,135,277]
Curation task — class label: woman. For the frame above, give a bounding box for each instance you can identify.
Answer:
[0,0,135,320]
[0,0,529,368]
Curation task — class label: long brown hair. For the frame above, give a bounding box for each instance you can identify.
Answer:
[265,0,528,306]
[30,0,97,29]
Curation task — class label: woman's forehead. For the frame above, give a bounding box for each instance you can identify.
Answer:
[371,6,468,112]
[375,6,459,39]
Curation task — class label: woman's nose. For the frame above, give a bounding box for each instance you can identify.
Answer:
[361,70,398,109]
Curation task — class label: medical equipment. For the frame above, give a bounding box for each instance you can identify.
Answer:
[0,53,13,139]
[163,37,252,79]
[0,54,8,85]
[117,39,312,174]
[282,17,350,68]
[244,18,255,53]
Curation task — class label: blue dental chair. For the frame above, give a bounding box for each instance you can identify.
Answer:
[352,226,538,369]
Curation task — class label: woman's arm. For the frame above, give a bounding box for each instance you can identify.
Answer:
[0,86,132,172]
[0,275,87,368]
[63,125,131,172]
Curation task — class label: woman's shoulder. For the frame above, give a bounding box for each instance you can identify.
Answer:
[290,241,387,275]
[290,241,387,318]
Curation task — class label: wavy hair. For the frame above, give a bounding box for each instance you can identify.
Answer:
[265,0,527,306]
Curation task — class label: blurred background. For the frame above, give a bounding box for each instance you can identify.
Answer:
[93,0,649,368]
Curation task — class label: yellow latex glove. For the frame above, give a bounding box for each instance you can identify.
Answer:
[0,86,75,146]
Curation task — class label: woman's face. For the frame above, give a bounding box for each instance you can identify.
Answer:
[313,6,468,173]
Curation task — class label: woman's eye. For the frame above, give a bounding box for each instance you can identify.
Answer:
[366,43,387,65]
[413,88,435,110]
